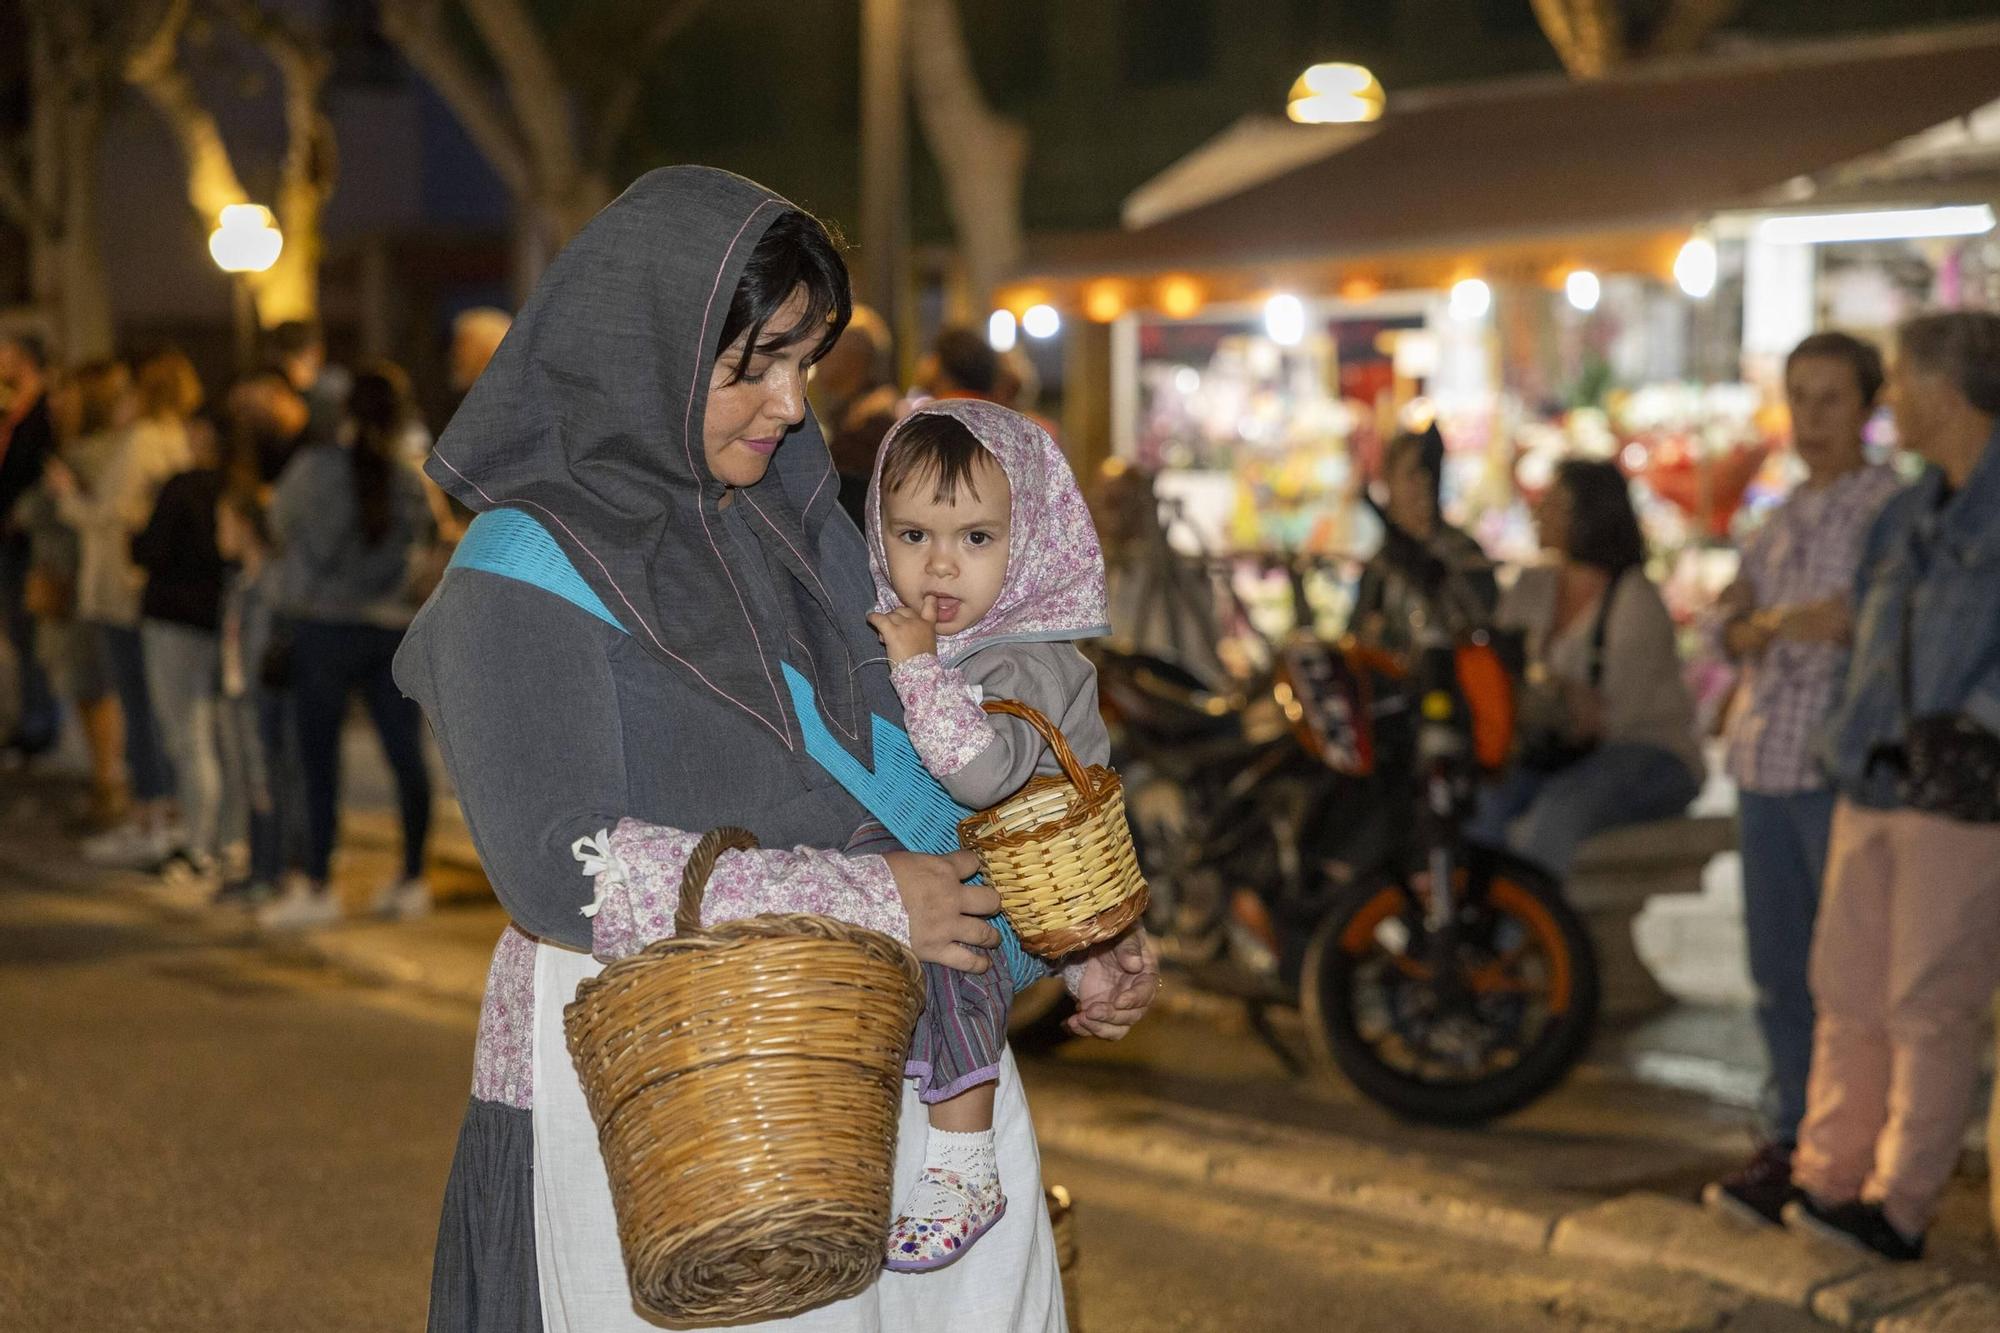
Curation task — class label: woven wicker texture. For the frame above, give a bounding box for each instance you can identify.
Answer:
[563,828,925,1324]
[957,700,1149,957]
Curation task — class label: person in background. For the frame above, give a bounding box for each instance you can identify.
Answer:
[427,307,514,542]
[447,307,511,409]
[228,368,312,488]
[1350,424,1497,656]
[917,326,1003,403]
[1784,312,2000,1262]
[130,409,230,880]
[59,346,201,867]
[1468,458,1703,876]
[259,364,435,931]
[25,360,132,828]
[0,331,61,759]
[1701,333,1903,1227]
[267,319,347,448]
[810,304,898,527]
[212,482,286,906]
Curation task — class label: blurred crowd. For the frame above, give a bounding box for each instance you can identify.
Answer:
[0,309,511,930]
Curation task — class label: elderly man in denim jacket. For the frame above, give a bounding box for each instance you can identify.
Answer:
[1781,312,2000,1263]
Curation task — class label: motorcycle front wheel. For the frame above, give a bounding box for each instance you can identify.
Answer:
[1300,849,1599,1125]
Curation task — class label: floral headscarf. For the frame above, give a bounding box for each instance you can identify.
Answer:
[865,398,1109,667]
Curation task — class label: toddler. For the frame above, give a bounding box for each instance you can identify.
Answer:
[863,398,1111,1271]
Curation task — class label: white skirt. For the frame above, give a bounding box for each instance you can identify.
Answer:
[531,941,1067,1332]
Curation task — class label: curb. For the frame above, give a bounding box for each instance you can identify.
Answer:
[1027,1083,1997,1331]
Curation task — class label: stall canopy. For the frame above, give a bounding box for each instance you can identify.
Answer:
[1007,22,2000,307]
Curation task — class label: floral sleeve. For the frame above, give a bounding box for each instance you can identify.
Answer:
[577,816,910,961]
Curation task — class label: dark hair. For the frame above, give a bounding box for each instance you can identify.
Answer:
[1384,425,1445,505]
[2,331,48,372]
[345,364,412,547]
[933,327,1000,397]
[1554,458,1646,574]
[1898,311,2000,415]
[714,210,851,386]
[69,359,129,437]
[879,412,998,504]
[1787,331,1884,405]
[268,320,322,360]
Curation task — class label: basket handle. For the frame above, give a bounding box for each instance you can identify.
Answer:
[981,698,1091,793]
[677,826,760,935]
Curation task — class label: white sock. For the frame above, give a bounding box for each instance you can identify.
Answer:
[923,1126,997,1177]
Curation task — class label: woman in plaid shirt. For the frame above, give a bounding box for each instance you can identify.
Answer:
[1703,332,1902,1229]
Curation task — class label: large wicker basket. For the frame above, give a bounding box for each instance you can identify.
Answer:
[958,699,1149,957]
[562,828,924,1324]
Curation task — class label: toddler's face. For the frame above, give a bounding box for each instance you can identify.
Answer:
[881,455,1011,636]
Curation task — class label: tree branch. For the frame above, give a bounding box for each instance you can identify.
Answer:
[1531,0,1624,79]
[378,0,533,201]
[124,0,250,223]
[588,0,710,174]
[460,0,581,194]
[220,0,337,199]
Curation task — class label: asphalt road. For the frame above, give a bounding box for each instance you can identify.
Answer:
[0,872,1815,1333]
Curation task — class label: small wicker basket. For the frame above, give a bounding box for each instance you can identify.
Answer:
[957,699,1149,957]
[562,828,924,1324]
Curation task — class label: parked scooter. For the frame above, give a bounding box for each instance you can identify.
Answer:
[1091,514,1599,1125]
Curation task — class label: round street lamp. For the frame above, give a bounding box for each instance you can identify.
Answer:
[210,204,283,371]
[209,203,283,273]
[1287,63,1385,125]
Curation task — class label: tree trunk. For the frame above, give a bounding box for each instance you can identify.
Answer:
[906,0,1028,313]
[1531,0,1624,78]
[54,109,114,360]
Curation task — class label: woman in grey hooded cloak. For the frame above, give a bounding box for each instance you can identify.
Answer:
[396,168,1156,1331]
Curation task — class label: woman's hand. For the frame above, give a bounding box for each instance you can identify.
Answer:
[884,849,998,972]
[42,458,76,502]
[1064,927,1162,1040]
[868,596,939,665]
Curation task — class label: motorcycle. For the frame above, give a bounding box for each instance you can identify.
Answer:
[1089,517,1600,1125]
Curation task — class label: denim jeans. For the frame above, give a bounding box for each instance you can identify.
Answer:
[0,539,59,754]
[141,619,222,859]
[97,621,174,803]
[1467,742,1703,878]
[1738,788,1835,1145]
[291,620,430,883]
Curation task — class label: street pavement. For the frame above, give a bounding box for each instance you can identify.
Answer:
[2,865,1827,1333]
[6,732,2000,1331]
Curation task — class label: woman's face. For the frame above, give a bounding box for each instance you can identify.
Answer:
[1533,478,1573,556]
[702,285,817,489]
[1384,449,1437,537]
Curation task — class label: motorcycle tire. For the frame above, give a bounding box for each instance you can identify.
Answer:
[1299,852,1599,1126]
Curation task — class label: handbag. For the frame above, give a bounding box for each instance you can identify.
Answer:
[1516,569,1622,774]
[1873,571,2000,823]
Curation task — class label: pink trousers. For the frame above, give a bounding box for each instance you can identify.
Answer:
[1793,800,2000,1236]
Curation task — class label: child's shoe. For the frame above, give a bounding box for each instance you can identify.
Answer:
[885,1129,1007,1273]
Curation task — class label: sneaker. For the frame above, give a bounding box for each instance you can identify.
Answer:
[257,881,343,932]
[82,821,173,870]
[1702,1142,1798,1227]
[369,876,432,921]
[885,1167,1008,1273]
[1783,1196,1924,1262]
[212,878,278,909]
[152,849,218,885]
